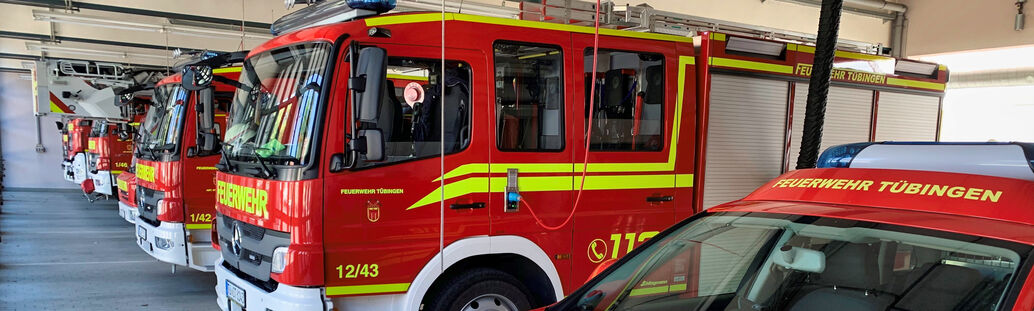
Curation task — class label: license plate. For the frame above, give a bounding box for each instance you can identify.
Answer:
[137,225,146,239]
[226,280,246,308]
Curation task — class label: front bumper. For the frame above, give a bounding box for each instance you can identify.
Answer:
[135,220,219,272]
[91,170,115,195]
[118,201,137,224]
[215,260,328,311]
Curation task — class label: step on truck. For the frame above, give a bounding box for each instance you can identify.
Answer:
[134,59,241,272]
[207,1,948,310]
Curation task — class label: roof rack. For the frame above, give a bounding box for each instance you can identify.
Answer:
[392,0,884,54]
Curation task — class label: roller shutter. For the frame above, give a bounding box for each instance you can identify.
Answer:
[875,92,941,141]
[787,84,874,168]
[702,74,790,208]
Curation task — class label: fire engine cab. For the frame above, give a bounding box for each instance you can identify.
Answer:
[61,118,92,185]
[205,0,948,310]
[542,142,1034,311]
[133,63,239,272]
[83,120,135,199]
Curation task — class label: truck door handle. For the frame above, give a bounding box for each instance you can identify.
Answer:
[646,195,673,202]
[450,202,486,210]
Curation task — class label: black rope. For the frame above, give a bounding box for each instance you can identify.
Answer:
[796,0,844,169]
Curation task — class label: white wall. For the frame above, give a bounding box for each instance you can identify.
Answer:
[0,72,76,189]
[903,0,1030,57]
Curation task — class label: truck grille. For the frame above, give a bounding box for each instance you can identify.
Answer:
[217,213,290,288]
[136,187,163,226]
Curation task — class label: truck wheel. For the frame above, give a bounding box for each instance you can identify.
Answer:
[424,267,532,311]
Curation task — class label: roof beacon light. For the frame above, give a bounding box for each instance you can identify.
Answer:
[817,142,1034,181]
[271,0,396,35]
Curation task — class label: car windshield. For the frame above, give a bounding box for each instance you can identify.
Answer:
[561,212,1028,311]
[137,83,188,153]
[222,42,331,166]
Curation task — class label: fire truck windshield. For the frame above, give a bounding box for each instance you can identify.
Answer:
[137,83,188,156]
[560,212,1028,311]
[222,42,331,167]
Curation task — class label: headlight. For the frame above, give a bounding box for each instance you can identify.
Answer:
[271,247,289,274]
[154,236,174,250]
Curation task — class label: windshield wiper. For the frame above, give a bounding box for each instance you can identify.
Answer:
[254,155,277,179]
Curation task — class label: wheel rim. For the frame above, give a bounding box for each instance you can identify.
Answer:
[459,294,520,311]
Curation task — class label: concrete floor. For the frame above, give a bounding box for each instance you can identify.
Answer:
[0,190,217,310]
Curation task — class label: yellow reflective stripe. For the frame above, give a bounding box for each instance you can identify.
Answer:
[710,32,726,41]
[629,285,671,296]
[215,113,227,117]
[710,57,794,74]
[213,67,242,74]
[410,174,694,210]
[790,44,889,61]
[129,122,140,126]
[670,283,687,291]
[112,170,124,174]
[50,101,62,113]
[196,166,218,171]
[185,224,212,230]
[365,13,446,26]
[886,77,946,91]
[366,13,693,43]
[939,64,947,71]
[387,74,429,81]
[326,283,411,296]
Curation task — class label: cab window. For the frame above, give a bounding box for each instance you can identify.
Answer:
[494,41,565,152]
[358,57,472,167]
[584,49,664,151]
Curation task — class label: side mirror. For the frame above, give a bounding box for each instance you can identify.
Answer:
[329,153,347,173]
[355,47,387,122]
[182,65,214,91]
[358,129,384,162]
[186,146,198,158]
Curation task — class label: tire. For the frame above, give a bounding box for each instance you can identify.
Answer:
[424,267,533,311]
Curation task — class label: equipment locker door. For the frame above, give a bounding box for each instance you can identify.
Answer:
[875,92,941,141]
[569,34,680,287]
[487,37,576,290]
[786,84,874,169]
[701,74,789,208]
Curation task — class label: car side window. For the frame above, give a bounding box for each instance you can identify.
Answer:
[494,41,565,152]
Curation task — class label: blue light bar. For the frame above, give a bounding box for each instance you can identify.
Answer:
[347,0,396,12]
[271,0,395,35]
[816,142,874,168]
[816,142,1034,181]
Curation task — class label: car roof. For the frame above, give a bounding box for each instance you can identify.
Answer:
[708,167,1034,245]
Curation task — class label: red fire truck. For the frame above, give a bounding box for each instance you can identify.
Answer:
[83,121,136,198]
[117,162,139,223]
[60,118,92,185]
[204,1,948,310]
[539,142,1034,310]
[134,65,240,271]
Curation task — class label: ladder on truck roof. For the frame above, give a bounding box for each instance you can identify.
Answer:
[391,0,884,54]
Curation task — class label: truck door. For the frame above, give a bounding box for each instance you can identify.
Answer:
[322,43,490,291]
[487,39,576,288]
[570,35,680,284]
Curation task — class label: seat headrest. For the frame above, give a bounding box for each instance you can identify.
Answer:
[819,243,880,289]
